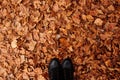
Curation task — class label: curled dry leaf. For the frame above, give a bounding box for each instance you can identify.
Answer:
[108,5,115,11]
[0,66,6,76]
[42,47,47,53]
[105,22,116,31]
[96,9,104,15]
[20,55,25,63]
[11,39,17,48]
[72,11,80,24]
[105,60,111,67]
[2,9,7,17]
[81,14,87,21]
[86,15,94,22]
[53,3,59,12]
[33,0,41,9]
[22,73,29,80]
[11,0,22,4]
[34,68,42,75]
[0,33,4,41]
[28,40,37,51]
[59,37,70,47]
[28,59,34,65]
[66,23,72,29]
[31,10,40,22]
[94,18,103,26]
[56,34,61,40]
[60,28,67,35]
[100,32,113,40]
[68,46,73,52]
[33,29,40,41]
[19,4,29,17]
[37,75,46,80]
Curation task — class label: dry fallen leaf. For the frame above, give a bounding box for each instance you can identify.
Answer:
[20,55,25,63]
[105,60,111,67]
[0,66,6,76]
[0,33,4,41]
[68,46,73,51]
[22,73,29,80]
[34,68,42,75]
[94,18,103,26]
[81,14,87,21]
[42,47,47,53]
[100,32,113,40]
[59,37,70,47]
[72,11,80,24]
[96,9,103,15]
[56,34,61,40]
[11,39,17,48]
[86,15,94,22]
[66,23,72,29]
[37,75,46,80]
[33,0,41,9]
[28,40,37,51]
[108,5,115,11]
[39,33,46,43]
[33,29,40,41]
[53,3,59,12]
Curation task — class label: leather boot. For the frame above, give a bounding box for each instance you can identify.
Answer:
[48,58,62,80]
[62,58,74,80]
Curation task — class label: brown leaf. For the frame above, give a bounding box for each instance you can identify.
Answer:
[34,68,42,75]
[33,29,40,41]
[86,15,94,22]
[72,11,80,24]
[11,39,17,48]
[53,3,59,12]
[37,75,46,80]
[108,5,115,11]
[66,23,72,29]
[20,55,25,63]
[22,73,29,80]
[100,32,113,40]
[105,60,111,67]
[81,14,87,21]
[29,40,36,51]
[0,33,4,41]
[59,37,70,47]
[94,18,103,26]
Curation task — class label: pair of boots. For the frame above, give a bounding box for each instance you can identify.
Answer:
[48,58,74,80]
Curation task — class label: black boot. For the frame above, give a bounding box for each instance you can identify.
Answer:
[48,58,62,80]
[62,58,74,80]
